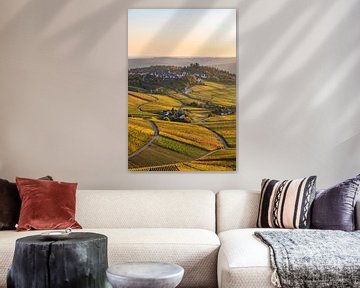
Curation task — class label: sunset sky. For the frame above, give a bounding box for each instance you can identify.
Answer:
[128,9,236,58]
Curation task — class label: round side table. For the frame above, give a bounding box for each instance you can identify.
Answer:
[106,262,184,288]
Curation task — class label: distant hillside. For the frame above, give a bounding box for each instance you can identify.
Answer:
[129,57,236,74]
[128,63,235,93]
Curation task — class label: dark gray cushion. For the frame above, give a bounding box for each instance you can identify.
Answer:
[0,179,20,230]
[311,174,360,231]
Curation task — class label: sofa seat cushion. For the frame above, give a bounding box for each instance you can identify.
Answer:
[101,228,220,288]
[218,228,281,288]
[0,228,219,288]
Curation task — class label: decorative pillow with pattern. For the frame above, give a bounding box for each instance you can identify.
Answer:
[257,176,317,229]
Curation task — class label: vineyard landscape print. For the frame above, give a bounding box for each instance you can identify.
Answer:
[128,9,236,171]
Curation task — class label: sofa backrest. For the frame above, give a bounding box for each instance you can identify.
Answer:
[217,190,360,233]
[76,190,216,231]
[216,190,260,233]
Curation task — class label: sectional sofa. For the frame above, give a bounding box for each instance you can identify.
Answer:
[0,189,359,288]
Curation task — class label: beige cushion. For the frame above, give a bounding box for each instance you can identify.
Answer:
[76,190,216,231]
[0,228,219,288]
[217,228,274,288]
[216,190,260,233]
[217,228,276,288]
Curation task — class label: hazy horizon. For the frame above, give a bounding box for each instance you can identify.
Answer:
[128,56,236,73]
[128,9,236,58]
[128,56,236,59]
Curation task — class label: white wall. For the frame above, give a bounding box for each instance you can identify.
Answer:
[0,0,359,191]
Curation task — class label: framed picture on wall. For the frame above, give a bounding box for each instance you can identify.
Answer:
[128,9,236,171]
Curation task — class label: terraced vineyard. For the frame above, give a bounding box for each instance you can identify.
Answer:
[130,149,236,171]
[140,95,181,113]
[128,92,157,117]
[155,121,223,151]
[202,120,236,148]
[186,107,212,122]
[128,118,155,155]
[178,148,236,171]
[167,91,195,105]
[189,82,236,107]
[128,63,236,171]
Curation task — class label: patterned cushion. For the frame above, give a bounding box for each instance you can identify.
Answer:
[257,176,316,229]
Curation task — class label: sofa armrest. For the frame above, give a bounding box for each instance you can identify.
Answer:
[356,200,360,230]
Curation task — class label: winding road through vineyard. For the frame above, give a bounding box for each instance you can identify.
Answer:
[128,63,236,171]
[128,120,159,159]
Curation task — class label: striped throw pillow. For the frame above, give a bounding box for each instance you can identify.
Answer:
[257,176,317,229]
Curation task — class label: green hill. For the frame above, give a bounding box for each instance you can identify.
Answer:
[128,63,235,93]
